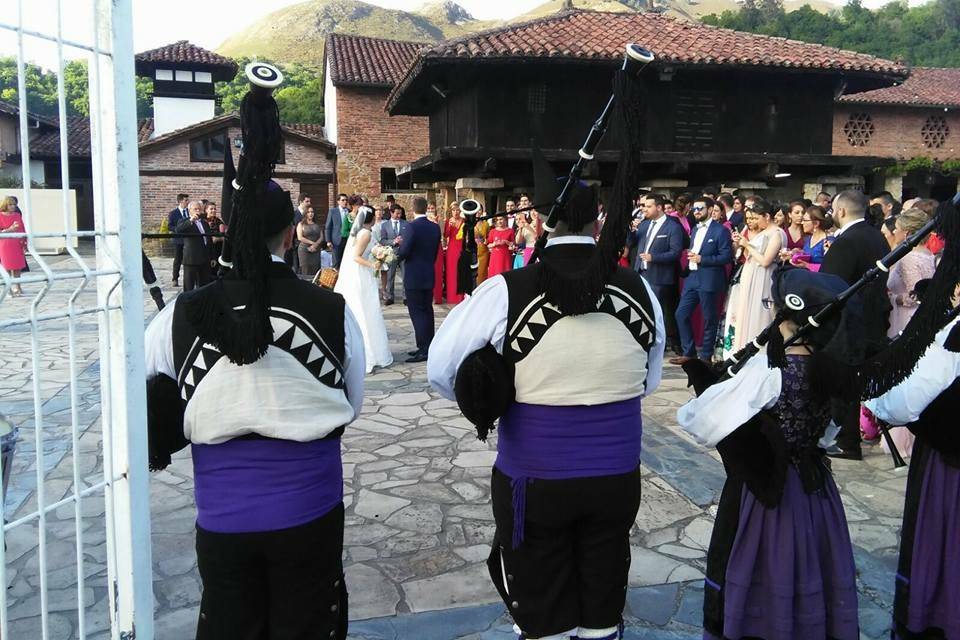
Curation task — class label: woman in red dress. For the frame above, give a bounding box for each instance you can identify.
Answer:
[427,202,444,304]
[486,216,515,277]
[443,202,465,304]
[0,196,27,296]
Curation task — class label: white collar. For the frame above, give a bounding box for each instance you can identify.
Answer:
[546,235,596,247]
[413,213,427,220]
[834,217,864,237]
[695,218,713,230]
[270,254,286,264]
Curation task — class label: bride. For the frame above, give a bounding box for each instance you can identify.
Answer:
[335,206,394,372]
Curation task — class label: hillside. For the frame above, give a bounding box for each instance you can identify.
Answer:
[217,0,495,67]
[218,0,840,68]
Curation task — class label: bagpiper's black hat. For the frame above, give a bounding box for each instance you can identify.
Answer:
[183,61,293,366]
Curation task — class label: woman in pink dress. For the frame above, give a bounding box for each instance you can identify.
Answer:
[443,202,465,304]
[427,202,445,304]
[0,196,27,296]
[486,217,515,277]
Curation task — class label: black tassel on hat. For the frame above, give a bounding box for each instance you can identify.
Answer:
[534,69,645,316]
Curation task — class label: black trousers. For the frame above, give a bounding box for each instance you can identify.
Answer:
[334,241,346,269]
[172,244,184,282]
[182,265,211,292]
[405,287,434,354]
[831,398,862,456]
[650,282,680,346]
[195,504,348,640]
[488,466,642,638]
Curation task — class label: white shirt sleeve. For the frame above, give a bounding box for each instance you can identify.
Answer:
[427,275,509,401]
[342,305,366,421]
[640,276,666,397]
[144,297,178,380]
[676,351,782,447]
[866,320,960,425]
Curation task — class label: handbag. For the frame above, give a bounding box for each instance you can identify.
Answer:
[313,267,339,290]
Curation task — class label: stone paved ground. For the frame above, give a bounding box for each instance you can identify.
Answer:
[0,246,906,639]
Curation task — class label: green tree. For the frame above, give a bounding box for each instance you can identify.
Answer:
[216,57,324,124]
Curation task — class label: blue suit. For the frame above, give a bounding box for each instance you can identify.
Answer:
[676,220,733,359]
[398,215,441,354]
[633,216,686,349]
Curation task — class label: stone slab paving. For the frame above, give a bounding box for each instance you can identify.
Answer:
[0,246,908,639]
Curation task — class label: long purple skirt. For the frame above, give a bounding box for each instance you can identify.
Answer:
[704,467,859,640]
[895,447,960,639]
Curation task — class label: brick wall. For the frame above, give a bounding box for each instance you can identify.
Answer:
[138,125,335,233]
[335,85,429,199]
[833,105,960,160]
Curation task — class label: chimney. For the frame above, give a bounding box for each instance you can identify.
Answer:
[134,41,238,137]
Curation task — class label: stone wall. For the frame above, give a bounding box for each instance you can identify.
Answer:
[833,105,960,160]
[335,85,429,200]
[138,125,335,234]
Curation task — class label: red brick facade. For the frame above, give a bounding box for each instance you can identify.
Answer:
[139,124,335,233]
[334,85,429,199]
[833,105,960,161]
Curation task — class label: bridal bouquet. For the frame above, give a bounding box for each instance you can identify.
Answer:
[371,245,397,272]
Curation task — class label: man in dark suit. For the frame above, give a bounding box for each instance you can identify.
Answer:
[672,197,733,364]
[326,193,349,267]
[633,194,685,354]
[821,189,892,460]
[175,200,213,292]
[166,193,190,286]
[397,197,441,363]
[379,205,409,305]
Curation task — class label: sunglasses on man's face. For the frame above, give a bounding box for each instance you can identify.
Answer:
[691,205,706,212]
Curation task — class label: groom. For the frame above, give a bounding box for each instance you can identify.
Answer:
[397,197,441,363]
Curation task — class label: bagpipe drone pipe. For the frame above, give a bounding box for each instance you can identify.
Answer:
[139,61,285,311]
[683,192,960,469]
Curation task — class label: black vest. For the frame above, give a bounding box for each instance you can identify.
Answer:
[171,263,347,405]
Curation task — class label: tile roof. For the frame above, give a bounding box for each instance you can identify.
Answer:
[137,114,333,151]
[29,116,91,158]
[387,10,907,111]
[0,98,60,128]
[325,33,425,87]
[136,41,237,70]
[838,67,960,108]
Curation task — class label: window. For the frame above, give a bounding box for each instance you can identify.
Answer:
[921,115,950,149]
[155,69,173,81]
[843,113,874,147]
[194,71,213,83]
[226,135,285,164]
[190,132,228,162]
[175,69,193,82]
[527,83,547,115]
[380,167,398,192]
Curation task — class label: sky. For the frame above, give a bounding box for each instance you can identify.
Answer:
[4,0,926,68]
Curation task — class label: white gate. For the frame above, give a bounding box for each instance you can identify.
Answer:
[0,1,154,638]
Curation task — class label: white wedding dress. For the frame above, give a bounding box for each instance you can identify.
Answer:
[335,228,394,372]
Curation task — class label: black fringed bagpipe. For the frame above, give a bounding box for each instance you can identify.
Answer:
[683,193,960,469]
[145,62,288,470]
[452,44,655,439]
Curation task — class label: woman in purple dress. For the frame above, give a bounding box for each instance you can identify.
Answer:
[784,200,807,251]
[679,268,862,640]
[867,315,960,640]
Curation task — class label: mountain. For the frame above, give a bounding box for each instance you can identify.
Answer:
[217,0,493,68]
[217,0,840,68]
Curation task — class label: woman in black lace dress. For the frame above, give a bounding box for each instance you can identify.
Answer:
[678,268,864,640]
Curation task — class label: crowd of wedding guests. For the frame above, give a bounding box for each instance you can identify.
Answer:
[624,187,943,462]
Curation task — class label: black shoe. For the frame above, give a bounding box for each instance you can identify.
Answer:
[826,448,863,461]
[384,299,394,306]
[405,353,428,363]
[408,350,421,356]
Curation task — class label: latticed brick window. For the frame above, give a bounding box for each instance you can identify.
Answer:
[921,115,950,149]
[844,113,875,147]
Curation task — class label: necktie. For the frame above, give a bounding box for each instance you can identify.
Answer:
[644,222,655,251]
[394,222,399,235]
